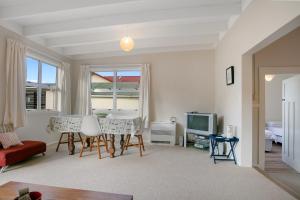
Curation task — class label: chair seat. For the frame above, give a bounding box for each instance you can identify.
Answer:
[0,140,46,167]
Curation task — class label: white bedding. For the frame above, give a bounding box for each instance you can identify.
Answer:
[265,130,273,152]
[265,121,283,143]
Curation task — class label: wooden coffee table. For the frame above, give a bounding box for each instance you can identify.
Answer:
[0,181,133,200]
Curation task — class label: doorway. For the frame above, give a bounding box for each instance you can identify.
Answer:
[257,67,300,169]
[239,14,300,200]
[264,74,293,172]
[258,69,300,198]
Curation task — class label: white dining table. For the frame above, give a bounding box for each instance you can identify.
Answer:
[98,115,142,157]
[47,114,142,157]
[47,115,83,155]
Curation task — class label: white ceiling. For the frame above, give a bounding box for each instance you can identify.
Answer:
[0,0,250,59]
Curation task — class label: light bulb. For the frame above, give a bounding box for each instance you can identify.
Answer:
[120,36,134,52]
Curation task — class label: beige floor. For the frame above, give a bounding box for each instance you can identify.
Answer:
[0,144,296,200]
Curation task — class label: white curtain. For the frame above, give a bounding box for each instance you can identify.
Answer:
[139,64,150,128]
[76,65,92,115]
[3,39,27,128]
[55,62,71,114]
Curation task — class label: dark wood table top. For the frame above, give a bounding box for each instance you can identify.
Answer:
[0,181,133,200]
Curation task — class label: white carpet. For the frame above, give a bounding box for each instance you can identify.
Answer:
[0,144,296,200]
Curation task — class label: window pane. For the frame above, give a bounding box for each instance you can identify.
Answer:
[41,88,55,110]
[26,87,37,109]
[26,57,39,83]
[116,71,140,110]
[91,72,114,110]
[42,63,57,84]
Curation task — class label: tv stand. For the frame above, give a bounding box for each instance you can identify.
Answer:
[184,128,188,148]
[184,128,209,148]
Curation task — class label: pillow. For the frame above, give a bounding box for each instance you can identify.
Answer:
[0,132,23,149]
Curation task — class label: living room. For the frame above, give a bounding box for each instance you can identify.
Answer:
[0,0,300,199]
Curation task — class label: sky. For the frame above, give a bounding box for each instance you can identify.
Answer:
[26,57,140,84]
[26,57,56,84]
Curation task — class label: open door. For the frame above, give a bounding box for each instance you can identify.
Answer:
[282,75,300,172]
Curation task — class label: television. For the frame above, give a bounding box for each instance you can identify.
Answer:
[185,112,217,136]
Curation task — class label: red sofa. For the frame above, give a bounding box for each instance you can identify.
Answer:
[0,140,46,173]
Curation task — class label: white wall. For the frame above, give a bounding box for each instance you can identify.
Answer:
[253,26,300,167]
[214,0,300,166]
[71,50,215,142]
[265,74,294,122]
[254,27,300,68]
[0,25,70,144]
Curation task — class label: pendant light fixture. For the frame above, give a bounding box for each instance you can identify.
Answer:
[265,74,275,82]
[120,36,134,52]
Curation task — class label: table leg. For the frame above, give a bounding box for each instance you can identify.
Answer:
[68,132,75,155]
[227,144,233,158]
[210,139,214,158]
[86,138,91,147]
[229,141,237,165]
[109,134,115,158]
[213,141,217,164]
[184,129,187,148]
[227,141,236,158]
[120,135,125,153]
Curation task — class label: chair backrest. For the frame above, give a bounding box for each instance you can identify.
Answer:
[80,116,101,136]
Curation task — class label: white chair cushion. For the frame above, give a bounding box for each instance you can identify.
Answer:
[80,116,101,136]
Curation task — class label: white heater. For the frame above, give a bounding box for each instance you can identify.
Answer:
[150,121,176,145]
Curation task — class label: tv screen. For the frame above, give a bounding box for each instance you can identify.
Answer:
[187,115,209,131]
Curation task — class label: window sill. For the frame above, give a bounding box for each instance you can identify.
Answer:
[26,110,59,115]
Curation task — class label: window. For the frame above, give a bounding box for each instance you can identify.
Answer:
[26,57,57,110]
[91,69,141,113]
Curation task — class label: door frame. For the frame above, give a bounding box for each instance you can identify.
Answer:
[257,66,300,170]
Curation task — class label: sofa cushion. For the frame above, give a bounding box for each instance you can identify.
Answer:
[0,132,23,149]
[0,140,46,167]
[0,124,15,150]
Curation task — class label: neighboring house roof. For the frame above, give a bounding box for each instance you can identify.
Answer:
[92,72,140,82]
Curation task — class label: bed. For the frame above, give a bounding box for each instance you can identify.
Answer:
[265,130,273,152]
[266,121,283,144]
[265,121,283,152]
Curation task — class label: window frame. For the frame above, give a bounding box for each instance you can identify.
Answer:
[90,65,142,113]
[25,56,58,111]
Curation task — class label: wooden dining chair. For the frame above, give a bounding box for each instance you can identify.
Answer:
[121,118,146,157]
[79,116,108,159]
